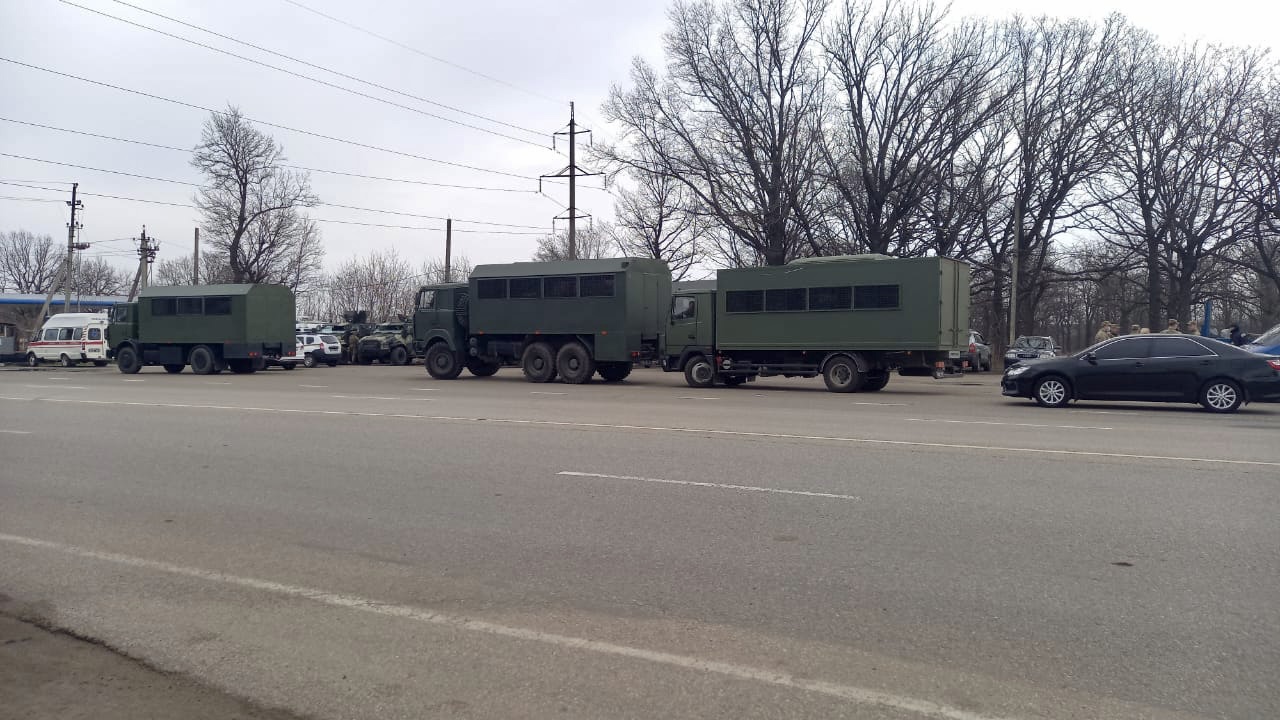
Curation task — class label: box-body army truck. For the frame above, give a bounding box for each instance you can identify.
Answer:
[107,284,296,375]
[412,258,671,383]
[663,255,970,392]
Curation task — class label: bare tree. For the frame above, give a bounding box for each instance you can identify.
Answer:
[610,167,705,279]
[74,257,129,296]
[0,230,62,293]
[318,249,416,322]
[600,0,828,266]
[533,225,614,261]
[154,252,233,286]
[192,106,322,287]
[421,255,474,285]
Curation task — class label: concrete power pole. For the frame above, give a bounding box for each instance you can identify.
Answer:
[193,227,200,284]
[540,102,600,260]
[36,183,85,322]
[444,217,452,283]
[127,227,159,301]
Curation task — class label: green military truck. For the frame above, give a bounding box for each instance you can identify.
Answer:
[664,255,970,392]
[107,284,296,375]
[412,258,672,383]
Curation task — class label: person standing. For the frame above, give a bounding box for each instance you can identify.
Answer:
[1129,324,1141,335]
[1229,324,1246,346]
[1161,318,1181,334]
[1184,320,1200,335]
[1094,321,1113,344]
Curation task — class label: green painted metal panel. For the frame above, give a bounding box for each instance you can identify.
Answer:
[132,284,294,347]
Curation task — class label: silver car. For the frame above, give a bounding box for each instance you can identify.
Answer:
[1004,335,1058,368]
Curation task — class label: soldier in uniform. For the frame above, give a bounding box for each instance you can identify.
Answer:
[1094,321,1113,344]
[1161,318,1181,334]
[1184,320,1199,335]
[1129,324,1141,335]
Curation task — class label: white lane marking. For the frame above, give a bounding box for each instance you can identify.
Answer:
[122,379,145,382]
[44,376,71,380]
[906,418,1112,431]
[558,471,860,501]
[529,391,566,395]
[0,532,1009,720]
[206,381,231,385]
[0,429,31,435]
[9,397,1278,468]
[23,384,86,390]
[678,396,720,401]
[852,401,907,406]
[330,395,402,401]
[412,388,439,392]
[299,384,329,388]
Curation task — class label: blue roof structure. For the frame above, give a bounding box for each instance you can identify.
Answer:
[0,293,128,308]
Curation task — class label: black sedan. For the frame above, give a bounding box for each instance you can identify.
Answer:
[1002,334,1280,413]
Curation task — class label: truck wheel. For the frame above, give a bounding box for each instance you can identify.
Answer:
[596,362,632,382]
[116,346,141,374]
[466,358,500,377]
[556,342,595,384]
[425,343,464,380]
[26,352,40,367]
[683,355,714,388]
[521,342,557,383]
[390,346,409,366]
[189,345,217,375]
[862,371,890,392]
[304,353,318,369]
[163,364,184,374]
[823,355,865,393]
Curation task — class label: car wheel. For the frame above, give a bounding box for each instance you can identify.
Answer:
[1032,376,1070,408]
[26,352,40,367]
[390,346,409,366]
[683,355,714,388]
[1199,379,1243,413]
[60,354,75,368]
[303,354,318,368]
[521,342,557,383]
[425,343,464,380]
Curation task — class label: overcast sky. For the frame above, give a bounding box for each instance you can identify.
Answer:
[1,0,1275,278]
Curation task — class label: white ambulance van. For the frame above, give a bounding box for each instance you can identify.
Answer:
[26,312,111,367]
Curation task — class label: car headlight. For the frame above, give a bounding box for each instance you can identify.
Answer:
[1038,351,1055,358]
[1004,353,1017,360]
[1005,365,1031,377]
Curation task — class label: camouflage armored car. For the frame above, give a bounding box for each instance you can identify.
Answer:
[356,322,415,365]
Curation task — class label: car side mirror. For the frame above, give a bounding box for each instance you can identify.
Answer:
[1084,352,1097,364]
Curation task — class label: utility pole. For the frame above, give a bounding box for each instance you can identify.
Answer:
[193,227,200,284]
[1009,198,1020,348]
[37,183,86,322]
[127,226,159,301]
[444,217,452,283]
[540,101,600,259]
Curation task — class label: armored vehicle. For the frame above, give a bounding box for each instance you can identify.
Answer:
[106,284,296,375]
[413,258,671,383]
[664,255,970,392]
[357,322,415,365]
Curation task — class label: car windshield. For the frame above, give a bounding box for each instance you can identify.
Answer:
[375,325,401,333]
[1013,337,1052,350]
[320,335,338,343]
[1253,323,1280,346]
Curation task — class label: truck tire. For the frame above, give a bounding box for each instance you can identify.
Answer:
[390,346,409,366]
[163,364,184,374]
[521,342,557,383]
[683,355,714,388]
[823,355,865,393]
[116,346,141,374]
[862,371,890,392]
[596,362,632,382]
[425,343,464,380]
[190,345,217,375]
[556,342,595,384]
[466,358,500,377]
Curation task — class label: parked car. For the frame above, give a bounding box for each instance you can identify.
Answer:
[26,312,110,367]
[357,323,414,365]
[1003,335,1058,368]
[958,329,992,372]
[296,333,342,368]
[1243,322,1280,356]
[1002,334,1280,413]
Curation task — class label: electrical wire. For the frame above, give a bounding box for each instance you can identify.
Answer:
[104,0,547,140]
[0,56,537,181]
[60,1,552,150]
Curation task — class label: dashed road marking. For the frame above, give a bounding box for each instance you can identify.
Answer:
[22,384,86,390]
[905,418,1112,431]
[6,396,1276,468]
[678,396,719,401]
[529,391,566,395]
[557,471,860,501]
[0,532,1012,720]
[330,395,404,401]
[0,429,31,435]
[299,384,329,388]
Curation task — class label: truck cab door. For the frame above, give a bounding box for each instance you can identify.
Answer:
[667,294,707,368]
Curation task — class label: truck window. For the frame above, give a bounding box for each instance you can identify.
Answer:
[419,290,436,309]
[544,276,578,298]
[152,298,177,316]
[671,296,696,320]
[205,297,232,315]
[510,277,541,299]
[111,304,132,322]
[88,327,102,340]
[808,286,852,311]
[177,297,203,315]
[477,279,506,299]
[726,290,764,313]
[579,274,615,298]
[765,288,807,312]
[853,284,900,310]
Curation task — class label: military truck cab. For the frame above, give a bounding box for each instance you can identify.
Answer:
[663,255,970,393]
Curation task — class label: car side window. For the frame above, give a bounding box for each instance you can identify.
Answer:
[43,328,58,341]
[1150,337,1215,357]
[1093,337,1150,360]
[88,328,102,340]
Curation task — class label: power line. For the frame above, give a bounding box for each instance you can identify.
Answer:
[0,117,538,194]
[314,218,545,235]
[0,152,194,186]
[280,0,563,109]
[0,194,65,203]
[103,0,546,140]
[61,1,551,150]
[0,56,537,181]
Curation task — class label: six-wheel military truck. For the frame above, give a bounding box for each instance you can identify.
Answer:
[107,284,296,375]
[663,255,970,392]
[412,258,672,383]
[356,322,416,365]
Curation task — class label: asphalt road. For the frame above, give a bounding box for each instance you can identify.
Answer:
[1,363,1277,719]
